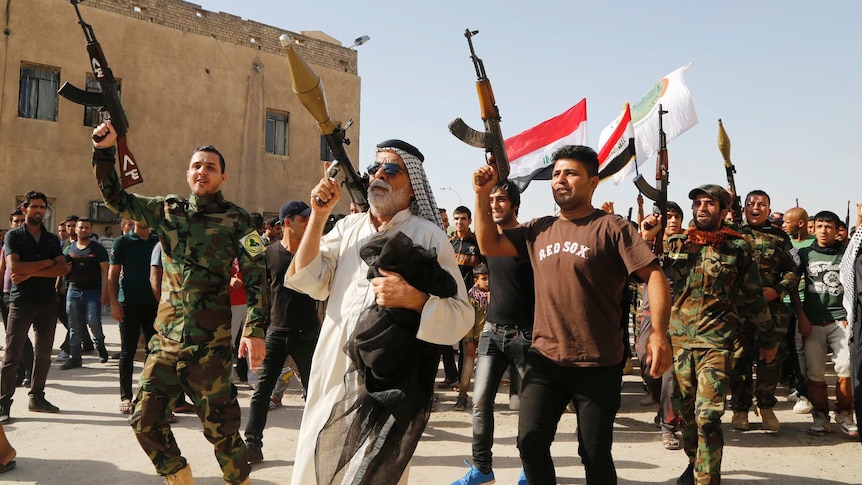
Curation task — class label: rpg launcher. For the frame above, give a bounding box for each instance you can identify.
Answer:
[717,119,743,224]
[279,34,369,211]
[634,105,669,258]
[58,0,142,188]
[448,29,510,182]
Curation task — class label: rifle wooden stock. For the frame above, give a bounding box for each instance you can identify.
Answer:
[59,0,142,188]
[449,29,510,182]
[633,105,669,262]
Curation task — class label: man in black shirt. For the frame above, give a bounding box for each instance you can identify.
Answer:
[451,180,534,485]
[244,200,320,463]
[0,191,69,422]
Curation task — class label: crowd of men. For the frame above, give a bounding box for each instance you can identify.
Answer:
[0,130,860,485]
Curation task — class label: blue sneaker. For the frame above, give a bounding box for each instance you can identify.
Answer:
[451,459,495,485]
[517,467,527,485]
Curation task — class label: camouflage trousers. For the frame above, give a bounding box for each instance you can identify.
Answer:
[729,303,791,411]
[129,334,249,483]
[672,347,731,485]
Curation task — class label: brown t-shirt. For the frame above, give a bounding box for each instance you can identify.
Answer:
[504,210,656,367]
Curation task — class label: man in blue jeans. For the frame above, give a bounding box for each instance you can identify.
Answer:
[61,218,109,370]
[452,180,533,485]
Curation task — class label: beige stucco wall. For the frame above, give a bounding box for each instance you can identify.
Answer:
[0,0,361,231]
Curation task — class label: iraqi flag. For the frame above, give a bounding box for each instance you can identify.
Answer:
[612,63,697,184]
[597,102,635,182]
[505,99,587,192]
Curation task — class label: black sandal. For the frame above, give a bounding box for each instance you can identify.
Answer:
[0,460,16,474]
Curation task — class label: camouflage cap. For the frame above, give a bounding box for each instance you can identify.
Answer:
[688,184,731,209]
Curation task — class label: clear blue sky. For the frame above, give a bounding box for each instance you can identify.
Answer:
[198,0,861,223]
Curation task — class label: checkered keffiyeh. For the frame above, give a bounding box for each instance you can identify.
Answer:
[376,146,443,230]
[840,228,862,337]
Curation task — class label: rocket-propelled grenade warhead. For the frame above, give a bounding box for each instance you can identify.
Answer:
[279,34,337,136]
[717,118,732,168]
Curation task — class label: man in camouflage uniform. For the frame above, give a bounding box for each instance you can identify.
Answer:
[91,121,266,485]
[665,185,778,485]
[729,190,798,432]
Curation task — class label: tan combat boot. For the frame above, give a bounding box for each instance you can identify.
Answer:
[165,464,196,485]
[758,407,780,432]
[731,410,750,430]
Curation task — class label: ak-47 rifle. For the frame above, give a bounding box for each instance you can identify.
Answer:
[634,105,669,258]
[279,34,368,211]
[58,0,142,188]
[717,119,743,224]
[448,29,510,182]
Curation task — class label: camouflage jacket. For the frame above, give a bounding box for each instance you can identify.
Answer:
[740,223,799,302]
[665,228,777,350]
[92,147,266,346]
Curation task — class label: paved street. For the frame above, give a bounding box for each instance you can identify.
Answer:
[1,317,859,484]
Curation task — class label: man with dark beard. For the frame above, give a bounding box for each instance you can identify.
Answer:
[285,139,472,484]
[472,145,672,484]
[0,191,69,422]
[665,184,778,484]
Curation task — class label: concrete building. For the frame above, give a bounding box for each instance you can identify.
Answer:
[0,0,361,231]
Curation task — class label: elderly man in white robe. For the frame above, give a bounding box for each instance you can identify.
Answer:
[286,139,473,485]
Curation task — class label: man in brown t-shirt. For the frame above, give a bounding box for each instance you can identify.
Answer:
[472,145,672,484]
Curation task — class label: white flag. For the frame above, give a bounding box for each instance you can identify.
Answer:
[612,63,698,184]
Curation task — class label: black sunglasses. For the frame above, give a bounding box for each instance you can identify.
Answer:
[367,162,406,176]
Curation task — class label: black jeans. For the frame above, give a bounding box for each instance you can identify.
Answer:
[440,344,459,382]
[518,349,622,485]
[2,293,32,384]
[119,303,158,400]
[244,328,317,446]
[1,301,57,405]
[471,323,531,473]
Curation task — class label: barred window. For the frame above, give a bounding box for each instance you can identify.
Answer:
[265,111,289,156]
[19,63,60,121]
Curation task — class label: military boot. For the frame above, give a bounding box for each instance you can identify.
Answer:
[731,410,750,430]
[165,464,195,485]
[758,407,780,432]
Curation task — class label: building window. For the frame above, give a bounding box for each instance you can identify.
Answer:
[18,63,60,121]
[265,111,289,155]
[83,75,122,127]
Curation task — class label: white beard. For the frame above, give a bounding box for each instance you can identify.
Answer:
[368,179,410,219]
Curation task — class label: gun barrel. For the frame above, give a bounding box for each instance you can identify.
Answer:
[279,34,337,135]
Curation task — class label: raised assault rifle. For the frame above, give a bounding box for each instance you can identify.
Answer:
[448,29,510,182]
[58,0,142,188]
[634,105,669,258]
[279,34,369,211]
[717,119,743,224]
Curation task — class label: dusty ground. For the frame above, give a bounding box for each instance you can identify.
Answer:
[1,319,860,484]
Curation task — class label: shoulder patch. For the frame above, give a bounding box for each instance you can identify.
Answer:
[668,252,688,260]
[239,231,266,258]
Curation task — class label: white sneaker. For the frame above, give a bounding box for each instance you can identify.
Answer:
[834,410,859,437]
[793,396,813,414]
